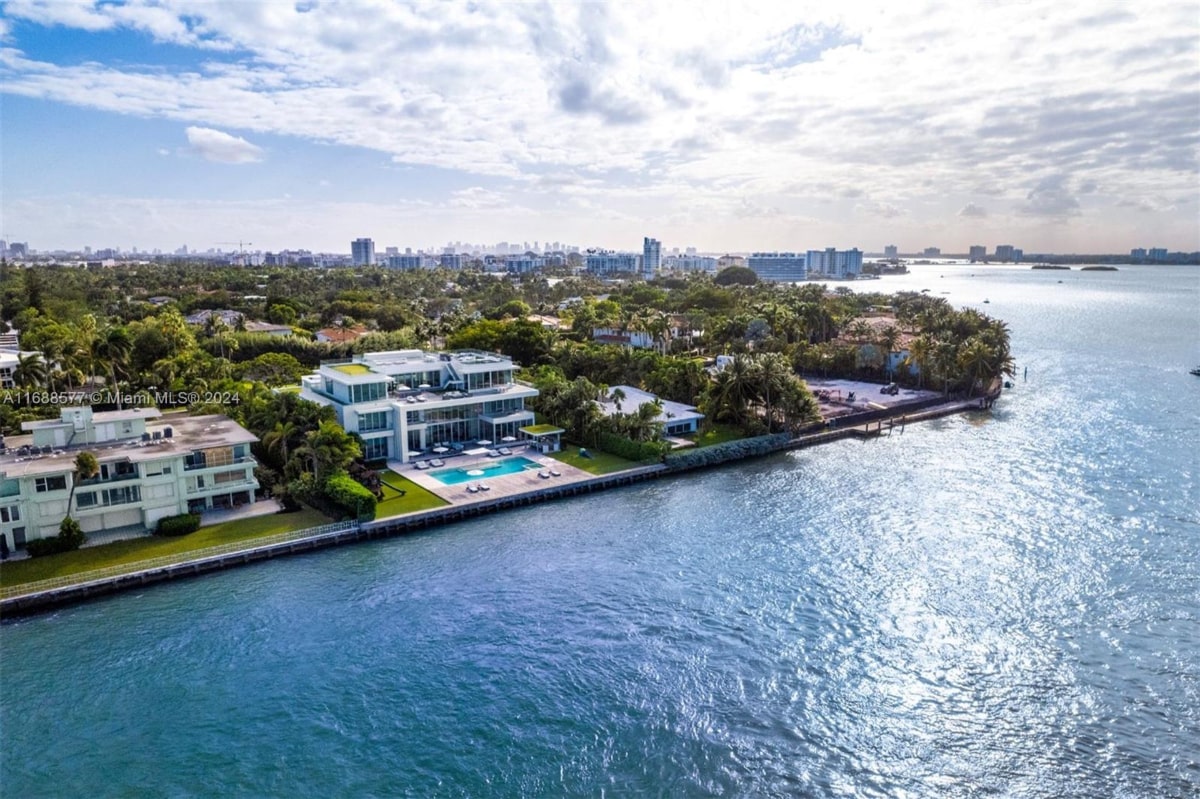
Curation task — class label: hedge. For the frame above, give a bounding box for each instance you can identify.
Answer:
[156,513,202,537]
[595,432,670,463]
[324,472,377,520]
[25,535,79,558]
[663,433,793,472]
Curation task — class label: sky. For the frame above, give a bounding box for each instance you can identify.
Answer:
[0,0,1197,255]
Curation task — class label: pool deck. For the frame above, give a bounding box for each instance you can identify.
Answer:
[390,448,594,506]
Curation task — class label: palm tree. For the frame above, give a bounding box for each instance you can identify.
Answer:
[876,325,901,378]
[610,387,626,413]
[12,353,47,388]
[95,326,133,407]
[958,337,997,396]
[263,420,298,470]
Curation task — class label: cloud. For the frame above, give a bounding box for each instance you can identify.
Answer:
[1,0,1197,250]
[184,126,263,164]
[958,203,987,218]
[1019,174,1080,218]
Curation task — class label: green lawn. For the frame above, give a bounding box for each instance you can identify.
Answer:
[331,363,371,375]
[374,471,449,518]
[0,507,330,590]
[549,447,640,475]
[687,423,746,448]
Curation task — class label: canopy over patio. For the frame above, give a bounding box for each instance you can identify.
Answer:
[519,424,565,453]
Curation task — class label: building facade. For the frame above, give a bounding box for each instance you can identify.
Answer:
[298,350,538,463]
[643,237,662,280]
[585,250,641,276]
[0,407,259,550]
[806,248,863,278]
[884,245,898,258]
[969,245,987,262]
[351,238,376,266]
[747,252,807,282]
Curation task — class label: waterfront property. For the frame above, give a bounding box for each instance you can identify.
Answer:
[598,385,704,436]
[0,406,260,551]
[298,349,539,463]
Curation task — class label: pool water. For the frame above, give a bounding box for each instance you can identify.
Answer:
[429,457,542,485]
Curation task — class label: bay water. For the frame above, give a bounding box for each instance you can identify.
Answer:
[2,264,1197,797]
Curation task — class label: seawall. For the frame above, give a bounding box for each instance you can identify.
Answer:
[1,397,986,619]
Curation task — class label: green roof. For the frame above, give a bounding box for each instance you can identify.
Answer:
[331,363,372,375]
[521,424,565,435]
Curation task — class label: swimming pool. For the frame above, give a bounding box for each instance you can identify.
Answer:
[428,457,542,485]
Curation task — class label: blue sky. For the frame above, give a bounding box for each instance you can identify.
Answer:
[1,1,1197,255]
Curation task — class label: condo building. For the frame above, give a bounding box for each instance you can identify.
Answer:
[298,350,539,463]
[747,252,807,282]
[805,248,863,278]
[0,407,259,551]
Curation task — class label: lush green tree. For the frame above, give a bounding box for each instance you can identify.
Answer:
[714,266,759,286]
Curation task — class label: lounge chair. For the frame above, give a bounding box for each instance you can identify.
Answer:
[466,483,479,493]
[549,468,561,477]
[430,458,445,468]
[486,449,501,458]
[498,447,512,456]
[479,483,491,491]
[538,470,550,479]
[414,461,430,470]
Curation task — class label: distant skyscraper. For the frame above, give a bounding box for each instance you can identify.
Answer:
[351,238,375,266]
[995,244,1015,262]
[1130,248,1147,258]
[1148,247,1168,261]
[923,247,941,257]
[884,245,898,258]
[969,245,986,262]
[805,248,863,278]
[643,237,662,279]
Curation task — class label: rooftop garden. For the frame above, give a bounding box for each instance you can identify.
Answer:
[331,363,372,375]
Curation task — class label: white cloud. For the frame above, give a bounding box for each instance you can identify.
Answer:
[1,0,1197,250]
[184,126,263,164]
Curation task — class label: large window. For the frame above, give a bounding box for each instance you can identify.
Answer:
[0,505,19,523]
[359,410,390,432]
[350,382,388,403]
[363,437,388,459]
[35,476,67,492]
[101,486,141,506]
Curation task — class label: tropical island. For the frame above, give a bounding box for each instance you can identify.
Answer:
[0,262,1013,610]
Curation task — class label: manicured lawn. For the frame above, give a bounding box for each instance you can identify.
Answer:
[0,507,330,590]
[331,363,371,375]
[374,471,448,518]
[549,447,640,475]
[688,424,745,448]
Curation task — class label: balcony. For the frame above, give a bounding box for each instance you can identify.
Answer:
[184,455,256,472]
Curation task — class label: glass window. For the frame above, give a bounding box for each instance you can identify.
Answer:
[363,438,388,459]
[76,492,97,509]
[35,476,68,492]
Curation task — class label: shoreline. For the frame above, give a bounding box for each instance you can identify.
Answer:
[0,397,988,620]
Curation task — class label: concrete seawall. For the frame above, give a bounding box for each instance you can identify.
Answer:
[1,398,986,619]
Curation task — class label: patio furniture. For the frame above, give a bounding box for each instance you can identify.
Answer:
[414,461,430,470]
[498,447,512,456]
[479,483,491,491]
[430,459,445,467]
[538,470,550,479]
[486,449,501,458]
[466,484,479,493]
[549,468,561,477]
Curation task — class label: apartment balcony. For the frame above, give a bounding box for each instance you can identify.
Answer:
[183,455,257,472]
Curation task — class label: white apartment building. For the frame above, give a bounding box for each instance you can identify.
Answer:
[805,248,864,278]
[585,250,641,276]
[298,350,538,463]
[0,407,259,551]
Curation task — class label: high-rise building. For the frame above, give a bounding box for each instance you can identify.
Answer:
[585,250,641,275]
[969,245,987,262]
[747,252,806,282]
[806,248,863,278]
[1148,247,1168,261]
[1130,248,1147,258]
[884,245,898,258]
[923,247,941,257]
[643,237,662,279]
[351,238,376,266]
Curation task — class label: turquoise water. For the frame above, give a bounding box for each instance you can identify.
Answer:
[429,456,540,485]
[2,264,1198,797]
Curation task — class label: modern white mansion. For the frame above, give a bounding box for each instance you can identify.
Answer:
[299,350,538,463]
[0,407,259,551]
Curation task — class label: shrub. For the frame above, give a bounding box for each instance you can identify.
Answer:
[323,472,377,520]
[25,535,78,558]
[595,432,670,463]
[58,516,87,549]
[156,513,202,537]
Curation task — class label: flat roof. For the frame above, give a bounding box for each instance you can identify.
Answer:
[22,407,162,431]
[0,414,256,479]
[598,385,704,424]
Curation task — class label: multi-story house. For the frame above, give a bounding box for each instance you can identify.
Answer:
[298,350,538,463]
[0,407,259,551]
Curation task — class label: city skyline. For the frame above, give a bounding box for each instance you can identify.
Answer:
[1,1,1197,253]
